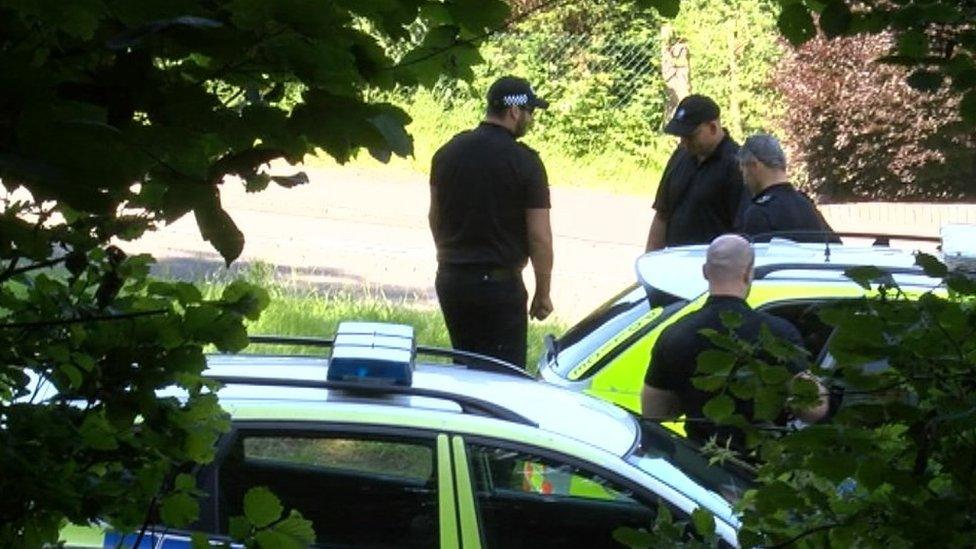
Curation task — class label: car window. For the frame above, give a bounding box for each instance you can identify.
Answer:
[756,300,835,359]
[466,443,679,548]
[218,430,438,548]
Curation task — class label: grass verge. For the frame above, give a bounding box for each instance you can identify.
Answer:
[205,281,565,375]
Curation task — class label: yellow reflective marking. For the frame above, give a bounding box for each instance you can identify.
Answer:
[437,434,459,549]
[568,308,664,381]
[452,436,482,548]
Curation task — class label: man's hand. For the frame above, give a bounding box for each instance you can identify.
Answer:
[529,293,553,320]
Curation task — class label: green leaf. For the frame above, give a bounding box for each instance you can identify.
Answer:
[844,265,886,290]
[244,486,284,528]
[897,30,928,59]
[190,532,212,549]
[222,280,271,321]
[691,507,716,539]
[59,363,83,390]
[906,69,944,92]
[269,511,316,546]
[368,112,414,160]
[175,473,196,491]
[612,526,652,548]
[228,516,252,540]
[960,89,976,124]
[696,349,736,375]
[194,192,245,266]
[754,386,784,421]
[79,414,119,451]
[703,394,735,422]
[778,3,816,46]
[160,491,199,528]
[148,281,203,305]
[915,252,948,278]
[819,1,852,38]
[639,0,681,18]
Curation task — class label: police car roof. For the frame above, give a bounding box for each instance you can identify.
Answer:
[204,354,640,456]
[637,239,942,300]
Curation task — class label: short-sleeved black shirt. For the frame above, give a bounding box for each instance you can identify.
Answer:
[738,183,837,243]
[430,122,550,268]
[652,134,747,247]
[644,296,804,447]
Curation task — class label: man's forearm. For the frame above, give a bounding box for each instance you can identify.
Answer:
[646,214,666,251]
[529,240,553,295]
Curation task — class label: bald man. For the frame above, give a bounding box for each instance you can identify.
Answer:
[642,234,828,449]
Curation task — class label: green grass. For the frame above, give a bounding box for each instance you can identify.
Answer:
[204,280,565,375]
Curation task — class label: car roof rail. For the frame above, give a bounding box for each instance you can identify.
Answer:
[750,230,940,246]
[206,374,538,428]
[245,335,534,379]
[754,263,925,281]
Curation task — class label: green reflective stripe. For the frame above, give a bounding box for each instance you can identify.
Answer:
[587,294,709,414]
[568,307,664,381]
[451,436,482,549]
[437,434,459,549]
[58,524,104,547]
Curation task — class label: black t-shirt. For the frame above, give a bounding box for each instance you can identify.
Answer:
[430,122,550,268]
[652,134,748,247]
[644,296,804,447]
[738,183,837,243]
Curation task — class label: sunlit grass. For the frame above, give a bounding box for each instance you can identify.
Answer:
[202,271,565,374]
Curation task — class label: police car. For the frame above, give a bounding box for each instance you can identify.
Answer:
[61,322,748,548]
[537,230,965,415]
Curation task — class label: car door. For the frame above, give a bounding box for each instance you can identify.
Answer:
[199,422,458,548]
[449,434,737,548]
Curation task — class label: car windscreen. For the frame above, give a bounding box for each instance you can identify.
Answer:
[628,419,754,509]
[545,284,685,379]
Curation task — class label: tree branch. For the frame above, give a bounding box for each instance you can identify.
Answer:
[385,0,570,71]
[766,521,841,548]
[0,256,67,283]
[0,309,169,330]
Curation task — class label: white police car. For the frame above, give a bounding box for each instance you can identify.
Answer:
[62,322,748,548]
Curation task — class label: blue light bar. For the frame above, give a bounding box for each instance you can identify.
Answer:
[327,321,416,386]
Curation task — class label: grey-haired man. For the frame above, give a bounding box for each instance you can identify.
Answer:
[736,133,836,243]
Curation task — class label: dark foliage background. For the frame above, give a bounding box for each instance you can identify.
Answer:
[775,31,976,202]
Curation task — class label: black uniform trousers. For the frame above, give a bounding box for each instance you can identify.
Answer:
[435,264,528,369]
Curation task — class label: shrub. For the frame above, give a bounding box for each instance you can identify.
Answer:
[775,32,976,202]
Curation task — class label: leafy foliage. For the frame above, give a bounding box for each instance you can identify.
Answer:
[694,255,976,547]
[774,31,976,201]
[0,0,508,544]
[383,0,786,193]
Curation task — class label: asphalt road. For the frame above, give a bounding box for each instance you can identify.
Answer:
[125,164,652,324]
[123,162,971,323]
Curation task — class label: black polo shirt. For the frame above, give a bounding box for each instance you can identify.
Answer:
[652,134,747,247]
[429,122,550,268]
[738,183,837,243]
[645,296,804,447]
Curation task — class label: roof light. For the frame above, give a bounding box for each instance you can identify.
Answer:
[327,321,416,386]
[941,224,976,276]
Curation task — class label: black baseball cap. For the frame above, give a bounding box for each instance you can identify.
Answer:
[487,76,549,110]
[664,94,721,136]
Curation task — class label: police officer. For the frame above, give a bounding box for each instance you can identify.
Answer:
[428,76,554,369]
[642,234,828,450]
[736,133,837,243]
[646,95,747,251]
